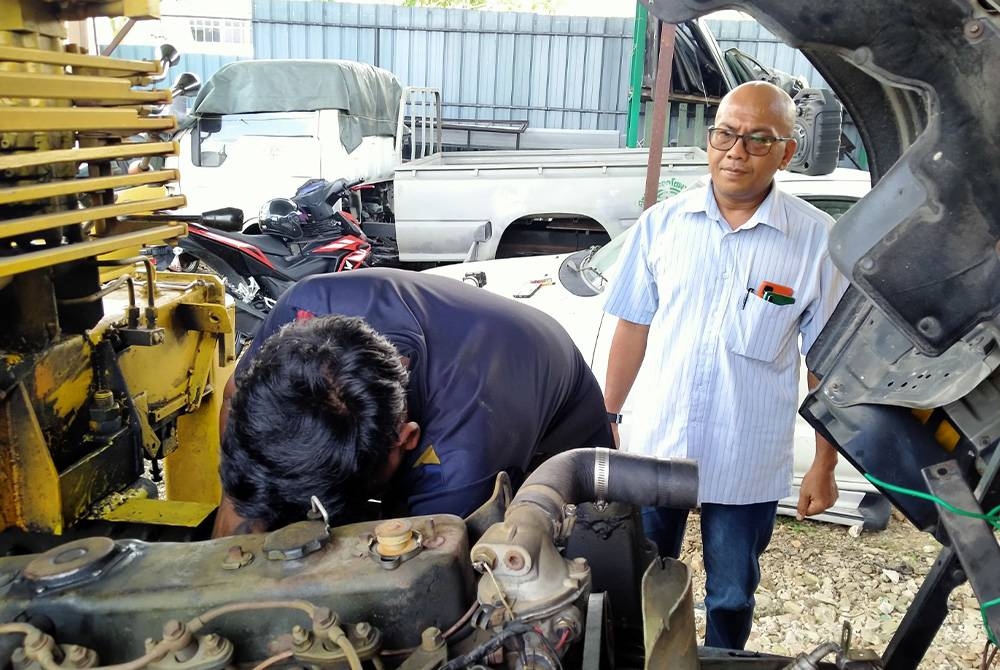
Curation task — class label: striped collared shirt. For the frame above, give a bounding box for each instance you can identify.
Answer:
[604,181,848,504]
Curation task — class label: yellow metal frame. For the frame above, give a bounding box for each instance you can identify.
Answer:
[0,140,178,171]
[0,0,234,535]
[0,71,170,103]
[0,169,178,205]
[0,107,176,132]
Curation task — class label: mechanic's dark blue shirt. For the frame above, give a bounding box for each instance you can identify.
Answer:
[237,268,612,518]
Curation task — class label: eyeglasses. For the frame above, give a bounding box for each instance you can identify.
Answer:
[707,126,793,156]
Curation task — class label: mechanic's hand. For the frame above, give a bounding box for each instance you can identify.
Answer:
[796,464,838,520]
[611,422,620,449]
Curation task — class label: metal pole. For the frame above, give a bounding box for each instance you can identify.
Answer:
[642,21,676,211]
[625,2,648,148]
[101,18,137,57]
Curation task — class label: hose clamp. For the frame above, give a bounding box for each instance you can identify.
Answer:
[594,448,610,510]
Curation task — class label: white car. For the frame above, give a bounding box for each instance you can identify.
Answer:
[424,168,889,529]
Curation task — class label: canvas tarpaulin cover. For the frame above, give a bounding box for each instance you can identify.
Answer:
[190,59,403,153]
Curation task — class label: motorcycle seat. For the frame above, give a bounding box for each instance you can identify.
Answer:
[202,228,290,255]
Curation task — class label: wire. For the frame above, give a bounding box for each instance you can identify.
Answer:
[1,601,322,670]
[329,626,363,670]
[555,627,571,652]
[0,624,39,636]
[479,562,515,621]
[863,474,1000,525]
[532,627,564,670]
[187,600,318,634]
[439,621,534,670]
[250,650,293,670]
[380,601,480,658]
[443,602,480,639]
[864,473,1000,645]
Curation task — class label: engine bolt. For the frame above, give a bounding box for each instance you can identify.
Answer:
[162,620,185,641]
[965,19,984,39]
[291,625,309,645]
[421,627,444,651]
[313,607,336,630]
[354,622,372,641]
[203,634,222,654]
[471,548,497,570]
[67,645,87,662]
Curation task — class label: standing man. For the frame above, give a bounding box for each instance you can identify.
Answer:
[213,268,613,536]
[602,81,847,650]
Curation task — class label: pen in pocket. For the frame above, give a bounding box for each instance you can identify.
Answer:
[740,287,753,310]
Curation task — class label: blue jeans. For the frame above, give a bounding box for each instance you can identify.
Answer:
[642,501,778,650]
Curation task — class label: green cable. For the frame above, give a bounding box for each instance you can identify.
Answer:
[862,473,1000,646]
[863,473,1000,525]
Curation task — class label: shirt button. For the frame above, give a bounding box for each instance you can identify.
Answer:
[722,272,730,279]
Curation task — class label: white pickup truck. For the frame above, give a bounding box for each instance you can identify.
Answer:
[171,19,838,262]
[392,147,710,262]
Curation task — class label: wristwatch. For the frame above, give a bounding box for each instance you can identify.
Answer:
[606,411,623,424]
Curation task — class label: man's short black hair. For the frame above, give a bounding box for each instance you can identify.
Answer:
[221,315,409,529]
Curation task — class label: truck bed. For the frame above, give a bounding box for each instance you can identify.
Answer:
[393,147,710,262]
[397,146,708,171]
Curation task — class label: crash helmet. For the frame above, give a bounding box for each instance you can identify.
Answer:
[259,198,306,240]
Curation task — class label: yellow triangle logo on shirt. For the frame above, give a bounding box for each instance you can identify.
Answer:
[412,444,441,468]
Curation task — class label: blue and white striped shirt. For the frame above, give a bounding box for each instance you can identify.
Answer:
[604,182,848,504]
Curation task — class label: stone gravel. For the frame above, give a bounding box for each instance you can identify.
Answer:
[677,512,989,668]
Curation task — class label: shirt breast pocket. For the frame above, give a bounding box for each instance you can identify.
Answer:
[725,293,800,363]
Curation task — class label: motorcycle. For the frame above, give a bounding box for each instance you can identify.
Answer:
[144,178,397,351]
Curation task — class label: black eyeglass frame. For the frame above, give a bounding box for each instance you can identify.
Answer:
[706,125,794,156]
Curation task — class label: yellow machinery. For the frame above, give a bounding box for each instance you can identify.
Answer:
[0,0,234,536]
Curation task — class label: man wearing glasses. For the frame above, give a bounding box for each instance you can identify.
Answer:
[602,81,847,650]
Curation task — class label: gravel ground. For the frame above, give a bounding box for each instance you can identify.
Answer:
[677,512,989,668]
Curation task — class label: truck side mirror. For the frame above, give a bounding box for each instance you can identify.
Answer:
[474,221,493,244]
[172,72,201,99]
[465,221,493,262]
[159,43,180,68]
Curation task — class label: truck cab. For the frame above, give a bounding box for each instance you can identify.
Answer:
[171,59,404,218]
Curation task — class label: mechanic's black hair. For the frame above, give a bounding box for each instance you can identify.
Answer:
[221,315,409,529]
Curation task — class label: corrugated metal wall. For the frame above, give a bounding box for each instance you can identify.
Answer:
[108,9,864,166]
[107,45,247,89]
[251,0,633,130]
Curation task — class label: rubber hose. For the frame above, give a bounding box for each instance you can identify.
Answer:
[513,448,698,510]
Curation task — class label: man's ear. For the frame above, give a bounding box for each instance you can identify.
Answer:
[397,421,421,452]
[780,138,798,169]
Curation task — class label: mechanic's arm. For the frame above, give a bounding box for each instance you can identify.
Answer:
[796,370,839,519]
[604,318,650,447]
